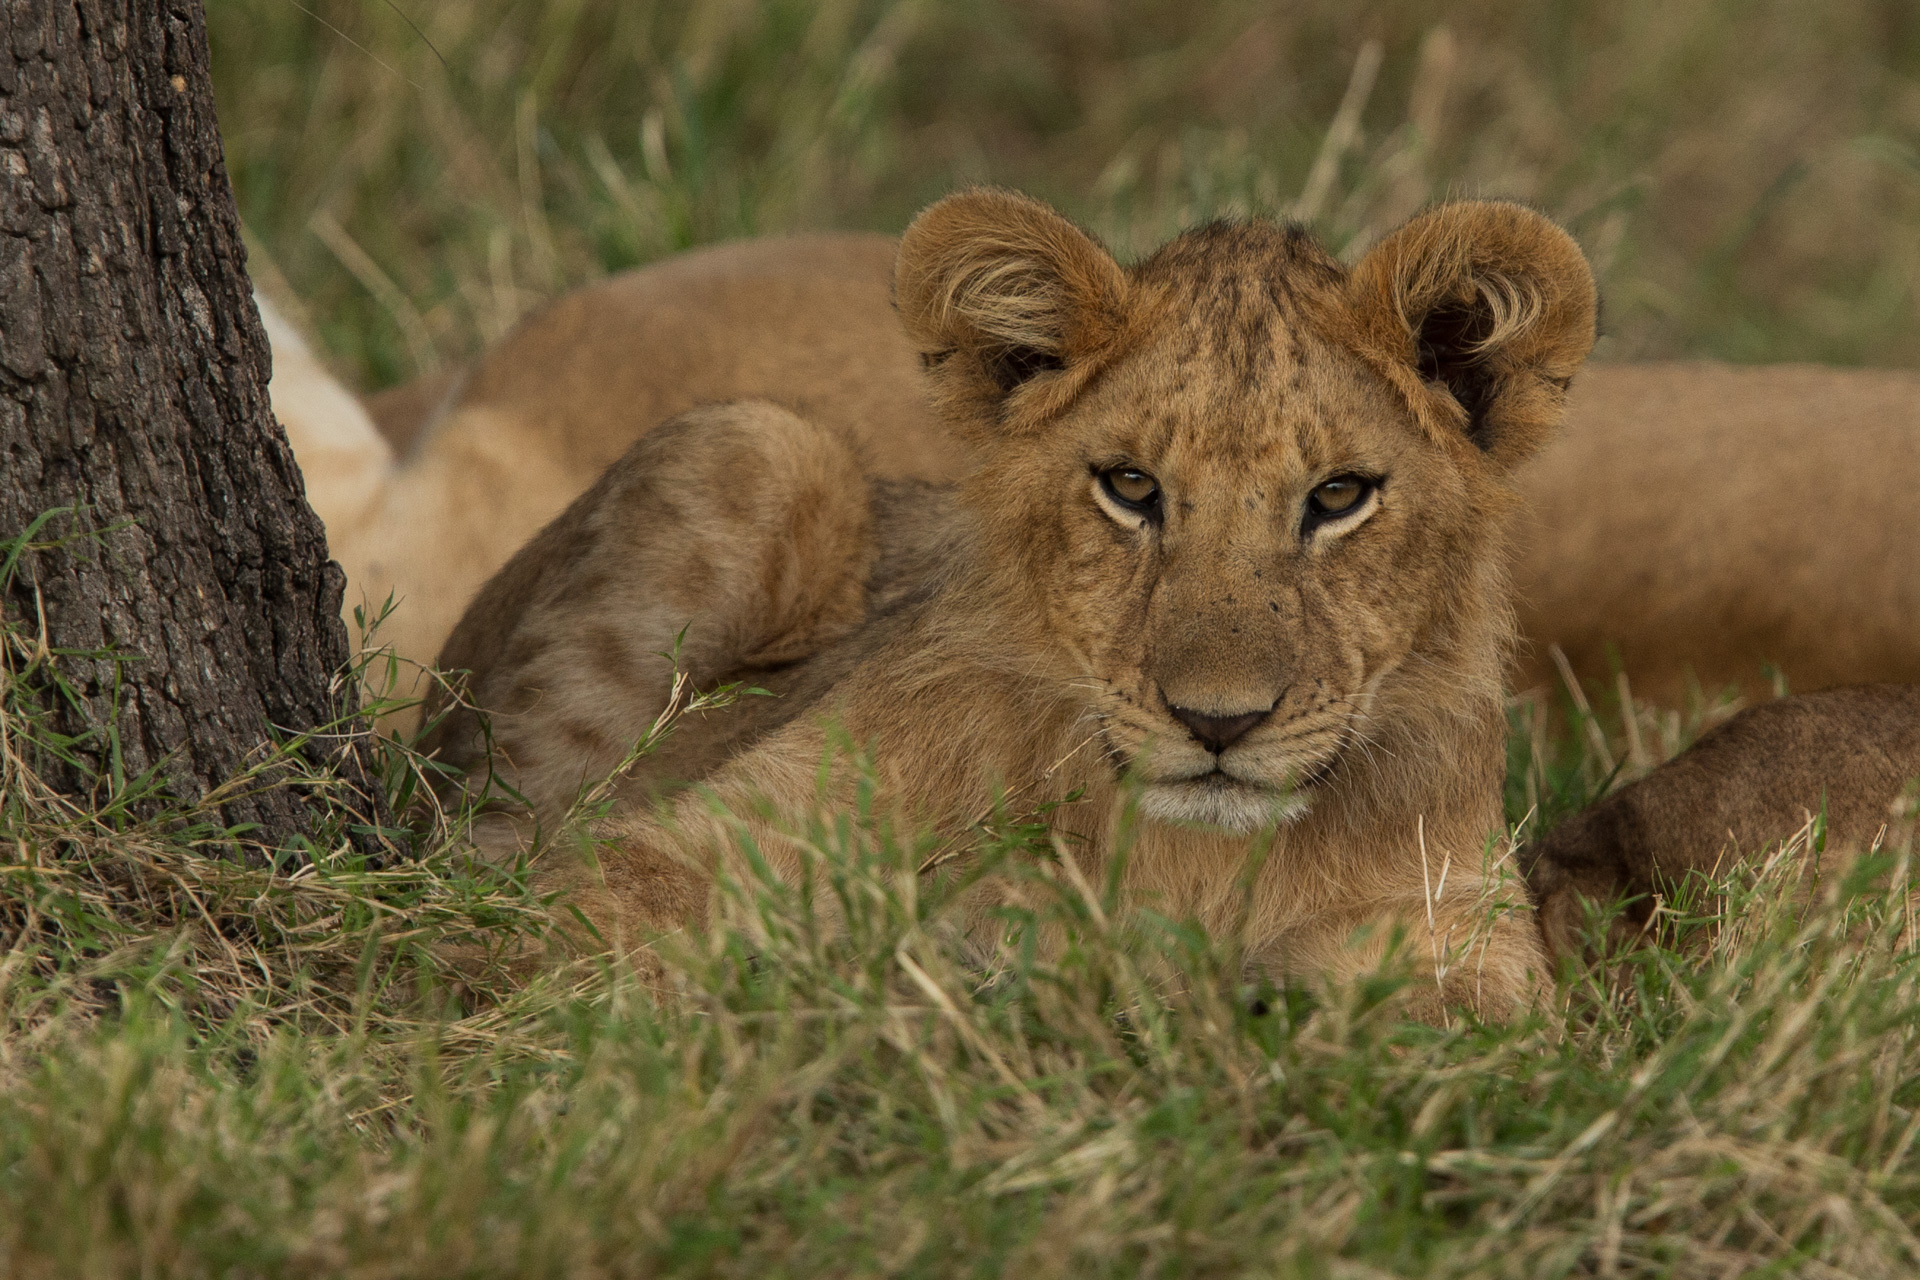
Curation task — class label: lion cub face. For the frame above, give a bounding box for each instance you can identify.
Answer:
[1045,292,1478,830]
[898,192,1596,831]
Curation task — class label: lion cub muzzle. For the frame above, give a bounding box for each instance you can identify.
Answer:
[1143,695,1329,832]
[1137,677,1352,832]
[1123,516,1367,830]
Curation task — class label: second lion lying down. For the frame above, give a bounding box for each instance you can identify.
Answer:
[427,188,1600,1020]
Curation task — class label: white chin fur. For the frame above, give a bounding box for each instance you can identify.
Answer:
[1138,780,1311,832]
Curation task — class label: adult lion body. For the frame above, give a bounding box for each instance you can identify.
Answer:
[273,234,1920,712]
[1516,365,1920,700]
[423,191,1600,1019]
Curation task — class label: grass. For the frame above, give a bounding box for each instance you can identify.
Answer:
[214,0,1920,392]
[5,512,1920,1275]
[5,2,1920,1274]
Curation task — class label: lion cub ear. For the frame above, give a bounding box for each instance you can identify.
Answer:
[1345,201,1597,470]
[896,187,1128,433]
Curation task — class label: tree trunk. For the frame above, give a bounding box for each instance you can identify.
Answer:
[0,0,368,851]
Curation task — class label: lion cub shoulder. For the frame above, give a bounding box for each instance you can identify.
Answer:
[423,401,961,812]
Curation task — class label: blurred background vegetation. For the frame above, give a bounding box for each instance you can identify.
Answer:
[211,0,1920,392]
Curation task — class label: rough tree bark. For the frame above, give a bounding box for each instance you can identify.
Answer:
[0,1,370,850]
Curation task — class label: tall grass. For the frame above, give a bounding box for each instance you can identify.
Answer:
[215,0,1920,393]
[5,659,1920,1272]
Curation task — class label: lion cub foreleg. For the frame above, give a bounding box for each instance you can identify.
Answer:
[539,716,857,958]
[1264,879,1546,1023]
[429,401,877,814]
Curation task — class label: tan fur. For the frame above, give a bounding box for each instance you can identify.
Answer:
[257,292,394,537]
[275,242,1920,717]
[440,192,1601,1020]
[282,234,964,706]
[1523,684,1920,961]
[363,366,461,457]
[424,402,952,810]
[1511,364,1920,702]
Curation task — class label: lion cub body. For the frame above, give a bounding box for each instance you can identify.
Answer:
[433,192,1602,1018]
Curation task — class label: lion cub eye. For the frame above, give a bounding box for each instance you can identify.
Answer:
[1301,474,1379,534]
[1310,477,1367,515]
[1099,466,1162,514]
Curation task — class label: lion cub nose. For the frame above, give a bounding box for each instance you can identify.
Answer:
[1166,704,1271,754]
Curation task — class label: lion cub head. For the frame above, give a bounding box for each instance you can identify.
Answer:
[896,191,1595,832]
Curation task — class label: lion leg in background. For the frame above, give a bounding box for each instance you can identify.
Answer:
[1523,683,1920,962]
[422,401,879,817]
[362,365,464,457]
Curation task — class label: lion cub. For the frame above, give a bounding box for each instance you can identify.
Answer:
[430,189,1598,1020]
